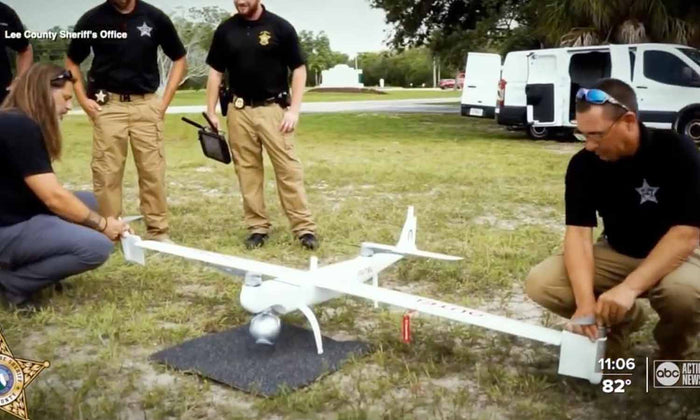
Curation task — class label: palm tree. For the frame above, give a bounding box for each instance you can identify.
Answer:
[532,0,699,47]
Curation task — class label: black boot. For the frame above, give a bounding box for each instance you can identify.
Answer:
[299,233,319,250]
[245,233,269,249]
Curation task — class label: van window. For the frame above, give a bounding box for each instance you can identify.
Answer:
[680,48,700,67]
[644,50,700,87]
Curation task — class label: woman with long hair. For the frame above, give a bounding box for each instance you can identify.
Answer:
[0,63,128,310]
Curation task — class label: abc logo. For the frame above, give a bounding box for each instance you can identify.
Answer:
[656,362,681,386]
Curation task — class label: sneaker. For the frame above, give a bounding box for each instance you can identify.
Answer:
[299,233,319,250]
[245,233,269,249]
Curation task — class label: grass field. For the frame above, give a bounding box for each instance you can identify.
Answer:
[2,113,699,420]
[169,89,461,107]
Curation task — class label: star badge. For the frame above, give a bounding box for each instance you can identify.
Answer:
[95,90,107,105]
[635,178,659,204]
[0,330,49,420]
[136,22,152,37]
[258,30,271,46]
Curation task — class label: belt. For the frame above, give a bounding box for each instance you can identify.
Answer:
[92,89,154,105]
[110,92,152,102]
[233,96,277,108]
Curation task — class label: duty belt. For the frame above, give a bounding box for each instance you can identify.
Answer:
[92,89,152,105]
[232,93,289,109]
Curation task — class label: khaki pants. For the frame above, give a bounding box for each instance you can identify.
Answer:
[525,239,700,357]
[226,103,315,236]
[91,94,168,236]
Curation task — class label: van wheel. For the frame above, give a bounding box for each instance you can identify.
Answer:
[677,110,700,146]
[527,125,549,140]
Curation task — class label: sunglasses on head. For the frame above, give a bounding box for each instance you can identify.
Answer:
[50,69,75,85]
[576,88,630,112]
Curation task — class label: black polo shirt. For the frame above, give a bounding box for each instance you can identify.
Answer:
[566,123,700,258]
[0,110,52,227]
[0,2,29,99]
[67,0,186,95]
[206,6,305,101]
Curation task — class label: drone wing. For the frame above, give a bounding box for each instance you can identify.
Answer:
[121,234,306,280]
[310,278,561,346]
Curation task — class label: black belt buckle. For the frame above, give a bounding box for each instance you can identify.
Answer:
[119,94,131,102]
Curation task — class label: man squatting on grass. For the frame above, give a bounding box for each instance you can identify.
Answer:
[0,64,129,309]
[526,79,700,360]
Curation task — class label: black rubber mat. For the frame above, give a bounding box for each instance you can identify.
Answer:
[150,323,370,396]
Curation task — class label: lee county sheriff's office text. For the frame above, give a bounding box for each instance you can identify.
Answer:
[3,30,127,41]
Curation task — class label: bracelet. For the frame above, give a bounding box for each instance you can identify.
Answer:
[98,218,108,232]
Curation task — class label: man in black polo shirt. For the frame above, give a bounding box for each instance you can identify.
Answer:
[0,2,33,103]
[205,0,318,250]
[65,0,187,243]
[526,78,700,359]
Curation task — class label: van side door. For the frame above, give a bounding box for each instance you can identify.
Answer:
[633,45,700,129]
[526,52,561,126]
[460,52,502,118]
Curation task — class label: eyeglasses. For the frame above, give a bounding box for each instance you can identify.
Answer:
[573,112,626,142]
[575,88,630,112]
[50,69,75,85]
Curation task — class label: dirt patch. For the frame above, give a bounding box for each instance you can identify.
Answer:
[473,204,563,233]
[176,284,219,298]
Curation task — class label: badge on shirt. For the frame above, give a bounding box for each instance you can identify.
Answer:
[233,97,245,109]
[137,22,153,37]
[635,178,659,204]
[259,31,271,46]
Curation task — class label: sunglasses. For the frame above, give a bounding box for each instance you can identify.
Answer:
[575,88,630,112]
[50,69,75,85]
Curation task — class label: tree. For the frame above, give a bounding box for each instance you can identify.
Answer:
[157,6,229,92]
[31,26,70,65]
[298,31,348,86]
[531,0,700,47]
[370,0,535,68]
[354,48,436,87]
[371,0,700,70]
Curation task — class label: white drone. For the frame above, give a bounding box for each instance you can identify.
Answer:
[121,207,606,384]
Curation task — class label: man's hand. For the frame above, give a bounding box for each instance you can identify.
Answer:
[82,99,102,120]
[206,112,220,131]
[155,100,166,121]
[596,283,637,327]
[102,217,129,241]
[279,110,299,133]
[567,302,600,341]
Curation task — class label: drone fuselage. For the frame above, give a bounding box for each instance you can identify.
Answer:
[240,252,403,316]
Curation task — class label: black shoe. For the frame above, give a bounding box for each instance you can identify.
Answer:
[53,282,75,294]
[245,233,269,249]
[299,233,319,250]
[0,288,37,313]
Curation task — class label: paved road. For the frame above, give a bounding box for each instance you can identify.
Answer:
[67,97,460,116]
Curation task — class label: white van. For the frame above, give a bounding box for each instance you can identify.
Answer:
[460,44,700,142]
